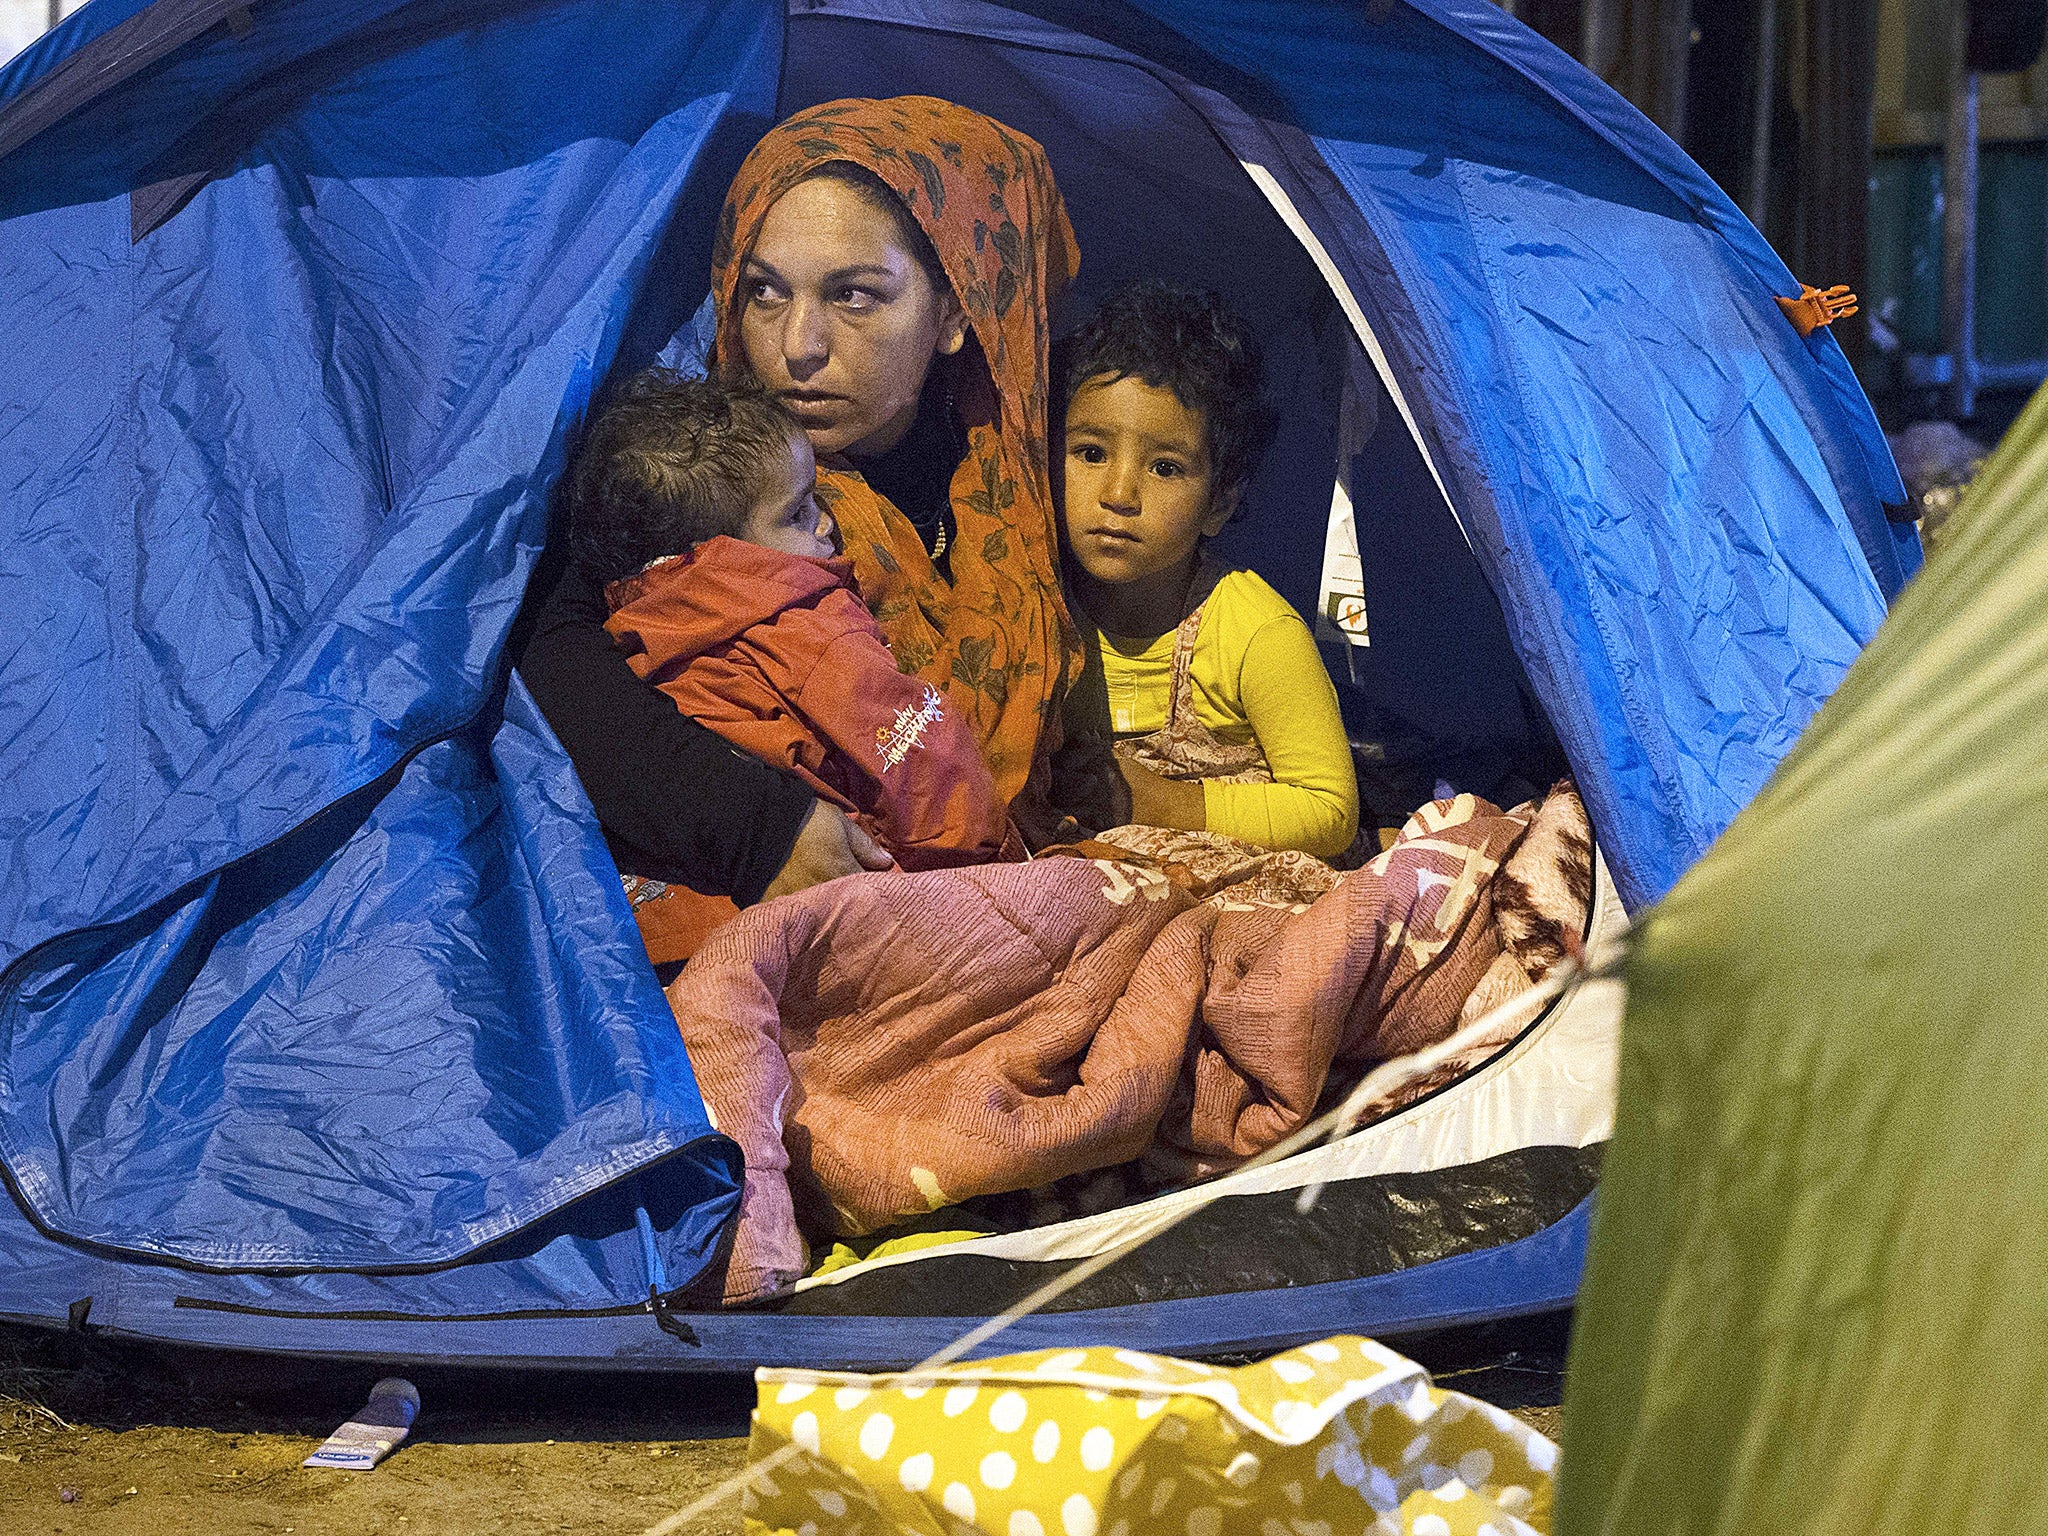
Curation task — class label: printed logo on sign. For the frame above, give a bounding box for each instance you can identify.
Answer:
[875,685,946,771]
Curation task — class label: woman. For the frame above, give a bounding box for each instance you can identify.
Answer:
[517,97,1081,914]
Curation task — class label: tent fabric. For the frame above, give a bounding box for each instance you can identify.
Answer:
[0,0,783,1283]
[0,0,157,129]
[1093,0,1908,904]
[0,1192,1596,1371]
[1558,384,2048,1532]
[796,0,1910,906]
[0,0,1905,1363]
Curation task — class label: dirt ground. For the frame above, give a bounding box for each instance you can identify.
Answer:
[0,1313,1569,1535]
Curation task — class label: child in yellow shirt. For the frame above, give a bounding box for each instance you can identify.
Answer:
[1057,283,1359,858]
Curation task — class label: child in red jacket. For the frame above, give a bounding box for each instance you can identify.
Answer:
[568,371,1013,964]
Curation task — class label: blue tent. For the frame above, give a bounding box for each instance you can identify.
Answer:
[0,0,1909,1370]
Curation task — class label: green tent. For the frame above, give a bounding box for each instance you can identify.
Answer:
[1559,382,2048,1534]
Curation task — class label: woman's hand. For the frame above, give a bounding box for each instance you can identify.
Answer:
[761,800,896,901]
[1118,758,1207,832]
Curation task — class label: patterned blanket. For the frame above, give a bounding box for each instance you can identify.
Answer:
[665,784,1591,1303]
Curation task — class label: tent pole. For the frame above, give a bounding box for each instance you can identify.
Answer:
[1942,7,1980,420]
[1798,0,1879,371]
[1622,0,1694,140]
[1580,0,1621,80]
[1743,0,1778,229]
[1660,0,1693,143]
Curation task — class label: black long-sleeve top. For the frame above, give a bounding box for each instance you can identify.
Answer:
[514,552,816,905]
[512,375,963,905]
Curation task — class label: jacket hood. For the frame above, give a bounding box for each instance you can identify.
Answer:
[603,536,859,663]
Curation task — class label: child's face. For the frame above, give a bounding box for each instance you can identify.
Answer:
[1062,374,1235,591]
[738,432,837,560]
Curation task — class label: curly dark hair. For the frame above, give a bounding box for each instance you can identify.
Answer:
[1057,282,1276,501]
[566,370,802,587]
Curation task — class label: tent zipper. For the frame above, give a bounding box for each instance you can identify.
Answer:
[636,1197,700,1346]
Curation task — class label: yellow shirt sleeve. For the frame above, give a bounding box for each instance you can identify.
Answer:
[1199,604,1360,859]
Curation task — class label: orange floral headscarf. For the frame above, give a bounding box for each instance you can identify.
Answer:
[710,96,1082,814]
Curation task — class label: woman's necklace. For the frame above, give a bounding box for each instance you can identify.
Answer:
[928,383,961,564]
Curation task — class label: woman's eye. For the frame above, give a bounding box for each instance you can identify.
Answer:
[746,279,782,304]
[835,288,879,311]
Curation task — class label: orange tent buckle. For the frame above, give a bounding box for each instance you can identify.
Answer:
[1777,282,1859,338]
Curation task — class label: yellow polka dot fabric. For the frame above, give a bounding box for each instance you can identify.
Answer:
[743,1336,1555,1535]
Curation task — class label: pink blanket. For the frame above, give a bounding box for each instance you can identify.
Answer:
[666,785,1591,1303]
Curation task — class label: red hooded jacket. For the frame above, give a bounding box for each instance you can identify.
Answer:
[602,537,1012,962]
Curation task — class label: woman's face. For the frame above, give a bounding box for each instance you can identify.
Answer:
[738,176,967,458]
